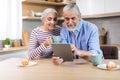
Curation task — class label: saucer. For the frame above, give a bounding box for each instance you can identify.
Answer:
[16,61,37,67]
[97,64,120,70]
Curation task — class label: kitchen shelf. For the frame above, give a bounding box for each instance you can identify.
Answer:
[22,0,69,19]
[22,0,66,6]
[23,12,120,20]
[22,16,41,20]
[82,12,120,19]
[22,16,64,20]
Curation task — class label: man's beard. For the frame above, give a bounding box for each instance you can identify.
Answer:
[67,27,76,32]
[66,23,78,32]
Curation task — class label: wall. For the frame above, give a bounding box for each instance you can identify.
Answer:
[84,16,120,44]
[22,19,62,32]
[23,20,42,32]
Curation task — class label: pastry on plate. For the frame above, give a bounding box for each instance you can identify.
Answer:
[21,59,29,65]
[106,61,117,69]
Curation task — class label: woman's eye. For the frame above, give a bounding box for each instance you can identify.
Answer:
[47,17,57,21]
[54,18,57,21]
[47,17,52,21]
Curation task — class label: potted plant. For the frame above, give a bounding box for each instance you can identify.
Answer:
[4,38,11,48]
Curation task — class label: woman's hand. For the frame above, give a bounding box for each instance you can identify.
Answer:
[43,36,52,46]
[52,57,64,65]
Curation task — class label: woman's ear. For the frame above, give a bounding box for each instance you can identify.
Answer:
[42,17,45,21]
[41,17,46,24]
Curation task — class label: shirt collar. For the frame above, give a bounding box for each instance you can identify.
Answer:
[72,19,83,34]
[76,19,83,32]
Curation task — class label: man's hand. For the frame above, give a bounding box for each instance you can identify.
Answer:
[70,44,78,53]
[70,44,83,57]
[70,44,92,60]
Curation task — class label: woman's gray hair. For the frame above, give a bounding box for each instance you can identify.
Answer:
[63,3,81,16]
[41,8,57,20]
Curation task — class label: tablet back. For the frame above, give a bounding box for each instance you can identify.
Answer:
[52,44,73,61]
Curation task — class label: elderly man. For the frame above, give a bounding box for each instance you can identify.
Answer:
[52,3,102,64]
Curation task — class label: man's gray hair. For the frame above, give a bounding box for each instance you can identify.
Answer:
[41,8,57,20]
[63,3,81,16]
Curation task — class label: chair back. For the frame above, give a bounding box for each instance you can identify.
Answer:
[100,46,118,59]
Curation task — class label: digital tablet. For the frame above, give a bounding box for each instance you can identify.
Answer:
[52,43,73,61]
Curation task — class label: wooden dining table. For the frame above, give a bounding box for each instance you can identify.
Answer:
[0,58,120,80]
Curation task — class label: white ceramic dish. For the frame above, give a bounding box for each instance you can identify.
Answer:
[16,61,37,67]
[35,12,42,17]
[97,64,120,70]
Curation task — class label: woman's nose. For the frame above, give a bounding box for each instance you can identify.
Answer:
[51,19,57,24]
[51,20,55,24]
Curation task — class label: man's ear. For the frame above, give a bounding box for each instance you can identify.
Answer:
[78,14,81,19]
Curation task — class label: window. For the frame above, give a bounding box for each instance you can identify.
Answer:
[0,0,22,40]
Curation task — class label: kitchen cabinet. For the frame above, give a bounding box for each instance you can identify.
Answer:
[22,0,75,20]
[105,0,120,13]
[76,0,104,15]
[76,0,120,18]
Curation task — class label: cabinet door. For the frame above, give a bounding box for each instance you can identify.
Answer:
[76,0,104,15]
[105,0,120,13]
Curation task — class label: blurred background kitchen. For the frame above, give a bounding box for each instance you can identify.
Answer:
[0,0,120,60]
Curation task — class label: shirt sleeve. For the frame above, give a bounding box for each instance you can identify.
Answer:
[88,24,103,55]
[28,30,52,60]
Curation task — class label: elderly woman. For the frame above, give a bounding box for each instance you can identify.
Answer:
[28,8,60,60]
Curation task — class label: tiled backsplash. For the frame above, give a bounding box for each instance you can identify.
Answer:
[84,16,120,44]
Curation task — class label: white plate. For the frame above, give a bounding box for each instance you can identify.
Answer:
[16,61,37,67]
[97,64,120,70]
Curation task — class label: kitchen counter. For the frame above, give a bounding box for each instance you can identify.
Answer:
[0,46,28,53]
